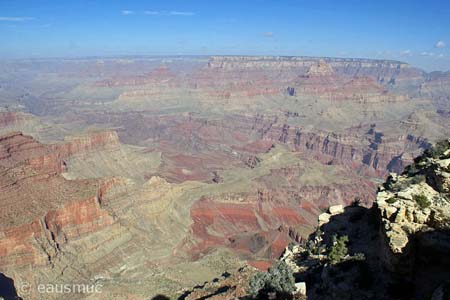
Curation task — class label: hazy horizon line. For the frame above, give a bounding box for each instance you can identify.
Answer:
[0,53,448,73]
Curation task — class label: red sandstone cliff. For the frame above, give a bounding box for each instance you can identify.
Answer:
[0,131,118,271]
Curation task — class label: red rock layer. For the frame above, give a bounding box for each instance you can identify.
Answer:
[0,221,46,267]
[30,131,119,173]
[77,111,429,180]
[0,195,113,268]
[295,72,404,102]
[44,196,114,244]
[0,132,49,166]
[94,56,425,103]
[0,131,117,270]
[187,163,377,261]
[0,112,31,128]
[84,112,429,179]
[185,56,421,100]
[188,196,314,259]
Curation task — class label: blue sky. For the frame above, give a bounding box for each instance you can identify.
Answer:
[0,0,449,71]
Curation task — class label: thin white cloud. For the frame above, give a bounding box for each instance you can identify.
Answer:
[121,10,135,16]
[0,16,35,22]
[400,49,412,57]
[263,31,274,38]
[421,51,435,56]
[143,10,195,16]
[144,10,160,15]
[435,40,446,48]
[168,11,195,16]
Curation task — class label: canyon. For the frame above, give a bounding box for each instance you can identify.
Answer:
[184,138,450,300]
[0,55,449,299]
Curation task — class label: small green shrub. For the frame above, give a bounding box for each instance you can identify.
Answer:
[410,175,425,185]
[424,139,450,159]
[328,235,349,265]
[351,197,362,207]
[249,272,270,297]
[391,181,409,192]
[413,194,431,208]
[249,261,295,299]
[287,242,296,251]
[383,175,397,190]
[306,239,325,256]
[353,252,366,261]
[304,230,325,256]
[404,164,419,176]
[386,197,397,204]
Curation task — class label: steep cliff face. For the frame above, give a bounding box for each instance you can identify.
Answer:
[204,56,424,84]
[376,140,450,283]
[29,131,120,173]
[295,71,406,103]
[110,56,422,102]
[283,139,450,300]
[88,56,440,181]
[185,153,377,265]
[252,118,428,176]
[189,56,409,100]
[0,131,49,165]
[421,71,450,111]
[0,221,49,268]
[302,139,450,300]
[0,130,131,300]
[43,196,114,245]
[0,130,119,173]
[99,112,429,178]
[188,183,373,261]
[0,195,113,269]
[189,197,311,260]
[0,131,118,269]
[0,112,32,127]
[206,56,411,73]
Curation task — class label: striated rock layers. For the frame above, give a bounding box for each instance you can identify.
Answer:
[188,56,414,101]
[0,131,121,299]
[0,128,382,299]
[0,112,32,127]
[183,139,450,300]
[106,56,425,102]
[0,55,448,299]
[110,112,430,177]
